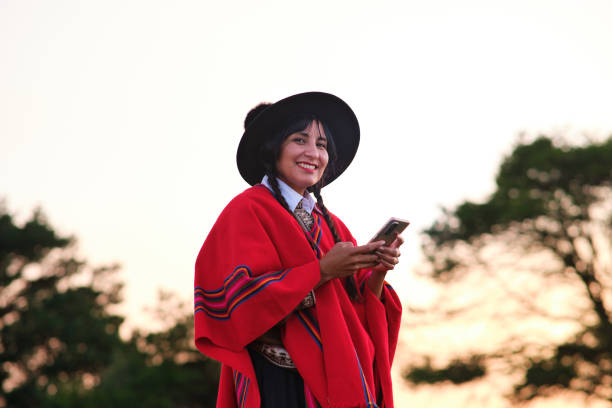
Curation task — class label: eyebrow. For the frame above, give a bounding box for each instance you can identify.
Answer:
[296,132,327,141]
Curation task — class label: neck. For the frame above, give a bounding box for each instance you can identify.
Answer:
[277,177,306,196]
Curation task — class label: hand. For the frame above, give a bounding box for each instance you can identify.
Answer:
[373,234,404,273]
[368,234,405,298]
[318,241,385,287]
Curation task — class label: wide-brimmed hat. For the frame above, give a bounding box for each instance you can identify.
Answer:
[236,91,360,186]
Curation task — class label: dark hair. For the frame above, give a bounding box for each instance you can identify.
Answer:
[258,115,338,190]
[248,111,359,300]
[244,103,271,129]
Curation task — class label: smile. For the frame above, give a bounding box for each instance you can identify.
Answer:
[297,162,317,170]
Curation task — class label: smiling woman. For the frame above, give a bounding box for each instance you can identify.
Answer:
[276,120,330,196]
[194,92,405,408]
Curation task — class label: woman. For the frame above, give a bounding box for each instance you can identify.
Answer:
[194,92,403,408]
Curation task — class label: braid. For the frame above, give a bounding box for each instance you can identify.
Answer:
[313,187,360,301]
[312,189,341,243]
[267,172,319,253]
[267,172,292,214]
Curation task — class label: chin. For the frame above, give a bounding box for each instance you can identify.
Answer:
[303,177,321,188]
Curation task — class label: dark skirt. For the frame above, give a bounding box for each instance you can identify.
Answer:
[248,349,307,408]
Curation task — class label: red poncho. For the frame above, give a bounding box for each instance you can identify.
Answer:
[194,185,402,407]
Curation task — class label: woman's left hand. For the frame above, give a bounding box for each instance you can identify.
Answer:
[373,234,404,273]
[367,234,404,298]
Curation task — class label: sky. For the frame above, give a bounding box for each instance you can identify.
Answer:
[2,1,612,406]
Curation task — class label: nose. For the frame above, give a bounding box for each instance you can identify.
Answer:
[303,140,319,159]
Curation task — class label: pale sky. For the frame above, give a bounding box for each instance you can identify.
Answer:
[2,1,612,406]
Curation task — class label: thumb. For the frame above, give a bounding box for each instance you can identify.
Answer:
[356,240,385,253]
[337,241,355,248]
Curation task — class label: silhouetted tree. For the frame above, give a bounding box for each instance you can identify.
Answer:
[0,204,123,407]
[40,292,220,408]
[403,136,612,404]
[74,292,220,408]
[0,204,219,407]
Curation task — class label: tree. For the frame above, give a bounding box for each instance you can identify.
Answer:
[403,136,612,404]
[0,203,124,407]
[71,291,220,408]
[0,203,220,407]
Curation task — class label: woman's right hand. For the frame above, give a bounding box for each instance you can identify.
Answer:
[317,241,385,287]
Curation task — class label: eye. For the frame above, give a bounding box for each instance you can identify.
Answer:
[317,142,327,149]
[292,136,306,144]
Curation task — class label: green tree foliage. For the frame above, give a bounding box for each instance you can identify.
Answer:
[45,304,220,408]
[0,204,219,407]
[403,136,612,403]
[0,204,124,407]
[75,292,220,408]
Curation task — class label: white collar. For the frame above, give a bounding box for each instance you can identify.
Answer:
[261,175,316,214]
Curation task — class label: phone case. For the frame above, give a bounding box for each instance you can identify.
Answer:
[370,217,410,245]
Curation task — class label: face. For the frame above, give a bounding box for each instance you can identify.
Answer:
[276,120,329,195]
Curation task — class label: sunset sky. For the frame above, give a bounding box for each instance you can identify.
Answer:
[2,1,612,406]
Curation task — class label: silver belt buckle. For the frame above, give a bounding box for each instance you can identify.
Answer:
[253,342,296,369]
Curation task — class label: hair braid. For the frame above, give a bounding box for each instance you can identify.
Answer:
[266,172,319,253]
[312,189,341,243]
[266,172,292,214]
[313,187,360,301]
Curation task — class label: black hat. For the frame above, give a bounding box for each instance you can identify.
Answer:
[236,91,360,186]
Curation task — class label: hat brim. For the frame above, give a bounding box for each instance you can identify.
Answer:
[236,92,360,187]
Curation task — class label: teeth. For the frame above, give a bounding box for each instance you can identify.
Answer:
[298,163,315,170]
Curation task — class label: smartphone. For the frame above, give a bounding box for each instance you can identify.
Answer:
[370,217,410,246]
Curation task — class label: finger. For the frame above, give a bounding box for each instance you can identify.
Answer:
[376,254,398,267]
[378,259,396,270]
[353,261,380,270]
[375,247,400,257]
[340,262,377,275]
[337,241,355,248]
[376,253,399,265]
[352,254,380,265]
[390,234,405,248]
[353,241,385,254]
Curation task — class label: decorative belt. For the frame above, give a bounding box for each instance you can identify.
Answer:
[250,342,296,369]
